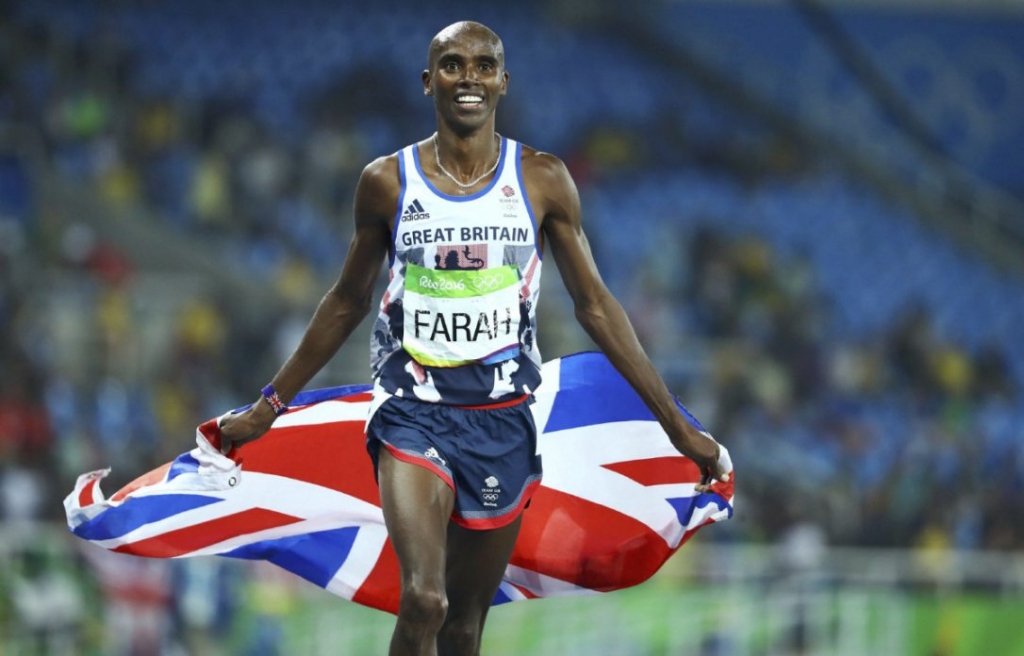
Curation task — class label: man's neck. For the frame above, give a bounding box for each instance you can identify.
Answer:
[434,123,499,169]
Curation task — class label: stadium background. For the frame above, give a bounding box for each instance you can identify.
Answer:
[2,0,1024,653]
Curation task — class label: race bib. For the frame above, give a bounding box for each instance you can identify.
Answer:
[402,263,521,368]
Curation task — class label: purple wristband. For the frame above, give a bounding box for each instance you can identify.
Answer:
[261,384,289,416]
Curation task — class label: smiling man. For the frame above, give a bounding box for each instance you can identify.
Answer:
[219,21,728,656]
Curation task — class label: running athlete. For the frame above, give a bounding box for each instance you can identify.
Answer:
[220,21,729,656]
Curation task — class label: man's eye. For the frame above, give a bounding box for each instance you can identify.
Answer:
[444,62,459,72]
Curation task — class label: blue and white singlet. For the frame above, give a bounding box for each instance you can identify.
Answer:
[369,136,543,406]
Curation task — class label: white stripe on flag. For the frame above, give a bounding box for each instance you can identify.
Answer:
[325,523,390,599]
[88,473,383,551]
[274,399,372,428]
[503,564,601,598]
[529,365,561,432]
[537,421,687,541]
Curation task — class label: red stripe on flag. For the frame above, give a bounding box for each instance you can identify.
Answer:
[239,405,381,507]
[602,456,702,487]
[520,253,539,300]
[352,537,401,615]
[198,419,226,454]
[511,487,672,592]
[112,508,302,558]
[78,479,98,508]
[511,583,538,600]
[710,473,735,500]
[111,463,173,503]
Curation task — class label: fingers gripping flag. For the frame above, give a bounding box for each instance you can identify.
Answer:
[64,353,734,614]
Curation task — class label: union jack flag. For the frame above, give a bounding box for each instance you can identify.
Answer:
[64,352,734,613]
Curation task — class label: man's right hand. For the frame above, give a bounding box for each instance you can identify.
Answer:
[694,440,732,493]
[218,399,277,454]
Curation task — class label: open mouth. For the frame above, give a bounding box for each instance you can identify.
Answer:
[454,94,484,108]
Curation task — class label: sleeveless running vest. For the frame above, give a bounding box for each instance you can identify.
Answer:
[369,136,543,406]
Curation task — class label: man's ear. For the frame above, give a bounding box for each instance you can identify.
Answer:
[422,70,432,96]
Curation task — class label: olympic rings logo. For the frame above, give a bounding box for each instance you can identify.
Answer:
[482,493,499,502]
[472,274,506,291]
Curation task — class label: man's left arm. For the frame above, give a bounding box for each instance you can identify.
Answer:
[529,153,728,488]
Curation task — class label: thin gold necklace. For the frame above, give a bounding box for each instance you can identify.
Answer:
[433,133,501,190]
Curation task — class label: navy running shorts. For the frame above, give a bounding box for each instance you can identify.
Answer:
[366,394,543,530]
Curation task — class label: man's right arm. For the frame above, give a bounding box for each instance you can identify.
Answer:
[220,155,398,448]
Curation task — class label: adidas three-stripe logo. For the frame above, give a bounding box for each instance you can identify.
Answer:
[403,199,430,221]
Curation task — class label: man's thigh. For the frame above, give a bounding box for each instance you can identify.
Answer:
[444,516,523,618]
[378,448,456,584]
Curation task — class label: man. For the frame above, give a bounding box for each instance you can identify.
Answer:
[221,21,728,656]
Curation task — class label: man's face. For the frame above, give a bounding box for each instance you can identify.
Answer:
[423,25,508,131]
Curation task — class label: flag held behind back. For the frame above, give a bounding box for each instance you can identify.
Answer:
[64,352,735,614]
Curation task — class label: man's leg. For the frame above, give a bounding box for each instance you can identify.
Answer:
[378,448,456,656]
[437,516,523,656]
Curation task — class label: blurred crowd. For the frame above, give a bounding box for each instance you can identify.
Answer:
[622,225,1020,552]
[3,0,1024,546]
[2,7,1024,653]
[1,13,377,509]
[6,5,1024,650]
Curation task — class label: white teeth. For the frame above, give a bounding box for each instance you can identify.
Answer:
[456,95,483,103]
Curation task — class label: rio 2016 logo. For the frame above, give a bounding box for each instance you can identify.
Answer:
[419,276,465,291]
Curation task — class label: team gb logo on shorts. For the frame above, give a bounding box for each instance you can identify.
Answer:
[484,476,499,488]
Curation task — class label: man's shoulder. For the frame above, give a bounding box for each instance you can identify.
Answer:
[516,143,575,196]
[362,138,433,185]
[355,153,402,221]
[517,143,569,181]
[361,152,401,188]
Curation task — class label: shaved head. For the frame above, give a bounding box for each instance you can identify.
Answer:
[427,21,504,70]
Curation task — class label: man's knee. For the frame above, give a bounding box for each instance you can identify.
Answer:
[399,581,449,629]
[439,612,484,651]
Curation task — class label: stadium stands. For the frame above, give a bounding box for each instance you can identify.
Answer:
[3,0,1023,551]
